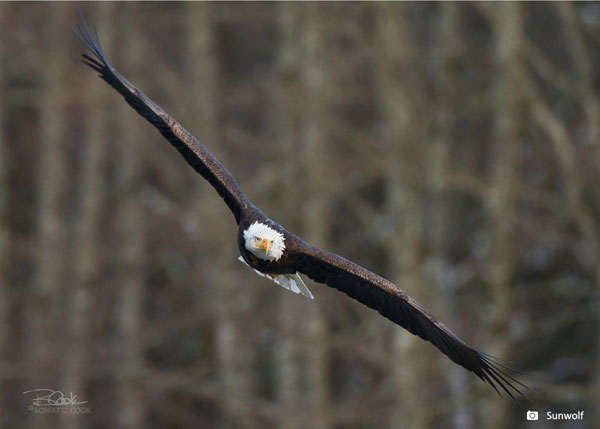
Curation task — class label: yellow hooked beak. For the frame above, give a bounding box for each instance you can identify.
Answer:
[257,238,271,254]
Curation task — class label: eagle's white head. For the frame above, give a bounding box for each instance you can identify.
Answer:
[243,221,285,261]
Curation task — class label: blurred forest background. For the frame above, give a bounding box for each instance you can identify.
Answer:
[0,2,598,428]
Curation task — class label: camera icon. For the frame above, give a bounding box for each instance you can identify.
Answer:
[527,411,539,420]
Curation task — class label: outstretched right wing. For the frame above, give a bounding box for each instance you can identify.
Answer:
[289,238,528,401]
[74,15,252,224]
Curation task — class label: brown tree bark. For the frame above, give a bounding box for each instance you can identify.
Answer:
[272,4,329,427]
[187,4,253,428]
[299,4,328,428]
[27,4,70,429]
[115,10,147,428]
[432,4,474,428]
[485,3,523,426]
[375,3,429,427]
[60,4,113,429]
[0,5,8,427]
[273,3,303,428]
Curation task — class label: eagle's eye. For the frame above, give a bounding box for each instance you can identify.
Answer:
[254,237,261,243]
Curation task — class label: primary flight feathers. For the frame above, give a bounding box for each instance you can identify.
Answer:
[74,15,527,400]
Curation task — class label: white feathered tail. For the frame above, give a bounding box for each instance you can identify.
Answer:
[238,256,314,299]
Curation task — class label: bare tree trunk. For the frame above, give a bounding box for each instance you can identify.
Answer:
[274,3,303,428]
[375,3,428,427]
[187,4,251,427]
[300,4,328,428]
[115,11,147,428]
[485,3,523,426]
[272,4,329,427]
[187,2,217,137]
[27,4,70,428]
[432,4,473,428]
[60,4,113,429]
[213,270,253,427]
[0,5,8,427]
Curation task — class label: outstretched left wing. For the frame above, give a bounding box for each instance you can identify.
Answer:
[289,238,527,400]
[73,15,253,224]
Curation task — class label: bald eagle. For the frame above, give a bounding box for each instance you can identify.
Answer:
[74,16,527,400]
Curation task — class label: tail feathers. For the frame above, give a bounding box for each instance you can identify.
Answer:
[237,256,314,300]
[273,273,314,300]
